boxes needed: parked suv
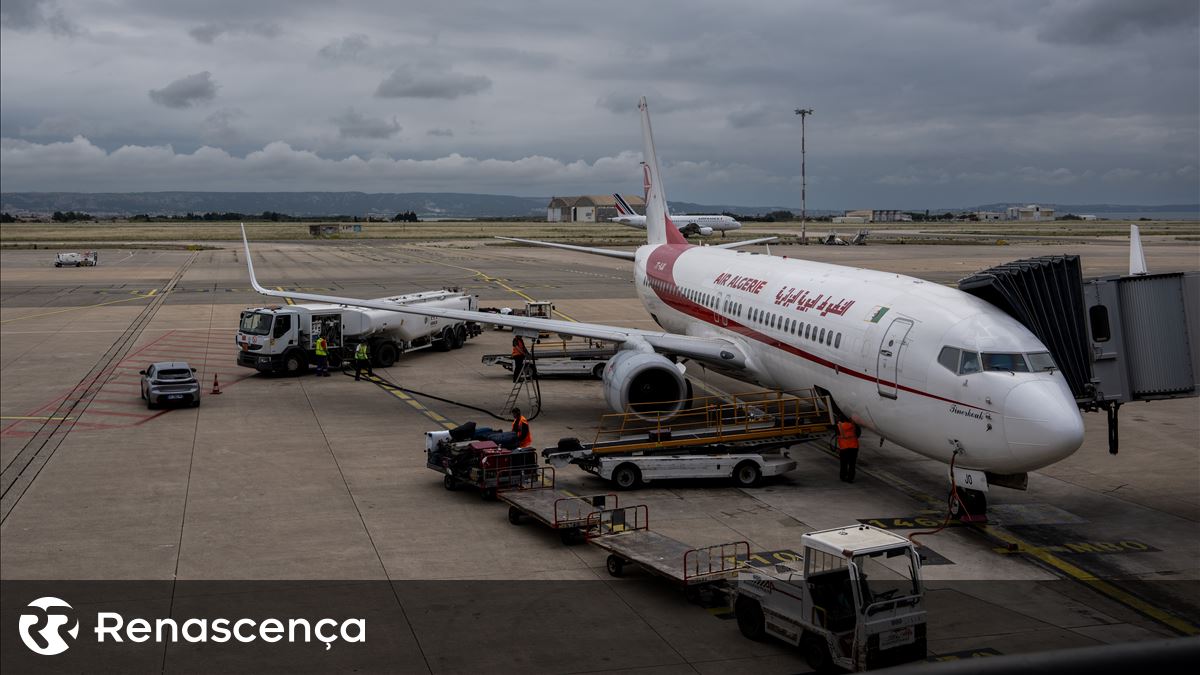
[139,362,201,409]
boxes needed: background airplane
[610,191,742,237]
[242,97,1084,516]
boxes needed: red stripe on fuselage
[644,245,993,413]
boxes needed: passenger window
[937,346,961,373]
[272,315,291,339]
[804,324,810,339]
[826,331,833,346]
[959,351,981,375]
[819,328,826,343]
[1089,305,1110,342]
[835,332,842,349]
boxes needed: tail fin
[612,193,635,216]
[639,97,688,246]
[1129,224,1148,275]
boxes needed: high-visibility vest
[837,421,859,450]
[512,415,532,448]
[512,338,528,357]
[355,343,369,361]
[315,337,328,356]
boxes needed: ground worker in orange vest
[511,335,530,383]
[836,418,861,483]
[511,407,532,448]
[314,336,330,377]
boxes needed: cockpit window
[982,352,1030,372]
[937,346,960,373]
[959,351,981,375]
[1026,352,1057,372]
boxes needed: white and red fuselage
[632,242,1085,474]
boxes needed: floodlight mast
[794,108,813,244]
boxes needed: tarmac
[1,238,1198,672]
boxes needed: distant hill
[957,203,1200,216]
[0,191,808,219]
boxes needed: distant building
[547,195,646,223]
[975,211,1003,221]
[832,216,869,224]
[308,223,362,237]
[845,209,901,222]
[1006,204,1055,221]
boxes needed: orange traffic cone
[211,373,222,395]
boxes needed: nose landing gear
[950,488,988,524]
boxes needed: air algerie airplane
[241,97,1084,514]
[610,191,742,238]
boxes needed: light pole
[794,108,813,244]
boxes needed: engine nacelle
[603,350,689,417]
[696,226,714,237]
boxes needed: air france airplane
[610,191,743,237]
[241,97,1084,514]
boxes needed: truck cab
[733,524,926,672]
[236,306,336,374]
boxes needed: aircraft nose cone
[1004,380,1084,470]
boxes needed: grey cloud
[596,92,694,115]
[1039,0,1199,45]
[333,107,401,139]
[202,108,244,145]
[317,33,371,63]
[188,21,280,44]
[149,72,219,108]
[727,106,780,129]
[1,0,77,35]
[375,66,491,99]
[427,128,454,137]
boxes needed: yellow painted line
[0,416,74,421]
[370,376,457,428]
[275,287,295,305]
[982,525,1198,636]
[854,460,1199,636]
[0,291,157,324]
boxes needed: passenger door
[876,318,913,399]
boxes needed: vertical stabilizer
[639,97,688,246]
[1129,224,1148,275]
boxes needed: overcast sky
[1,0,1197,208]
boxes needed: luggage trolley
[585,505,749,587]
[496,467,618,543]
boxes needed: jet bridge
[959,255,1198,454]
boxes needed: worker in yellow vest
[836,418,861,483]
[314,336,330,377]
[511,407,532,448]
[354,342,373,381]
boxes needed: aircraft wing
[494,236,637,261]
[711,236,776,249]
[242,226,746,368]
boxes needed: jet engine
[696,226,714,237]
[603,350,690,417]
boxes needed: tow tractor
[732,524,926,672]
[544,389,835,489]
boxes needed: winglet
[241,223,271,294]
[638,97,688,246]
[1129,224,1148,275]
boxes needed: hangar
[547,194,645,223]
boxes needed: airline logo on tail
[613,193,638,217]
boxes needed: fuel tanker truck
[236,289,480,374]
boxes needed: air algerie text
[714,273,767,294]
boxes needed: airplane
[241,96,1085,516]
[610,190,743,237]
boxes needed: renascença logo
[19,597,80,656]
